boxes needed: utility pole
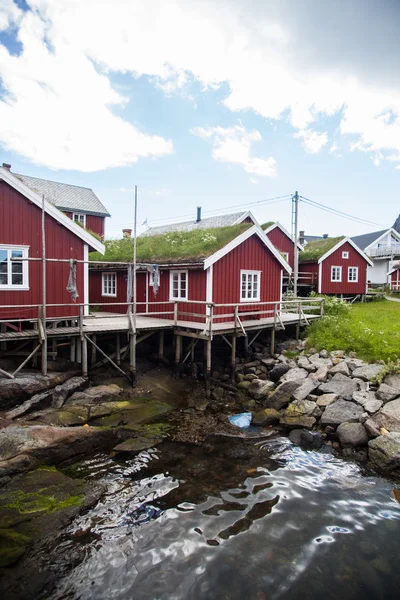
[293,191,299,297]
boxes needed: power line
[299,195,388,229]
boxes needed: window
[331,266,342,282]
[241,270,261,301]
[342,251,349,259]
[73,213,86,227]
[170,271,188,300]
[102,272,116,296]
[348,267,358,282]
[0,246,29,290]
[281,252,289,262]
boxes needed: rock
[65,384,122,406]
[346,358,365,371]
[376,383,400,403]
[51,377,89,409]
[268,363,290,383]
[368,433,400,474]
[351,364,384,381]
[0,372,75,409]
[237,380,251,390]
[352,391,382,413]
[329,361,350,377]
[5,391,54,420]
[292,379,319,402]
[364,398,383,414]
[280,415,316,429]
[113,437,161,454]
[319,373,359,400]
[316,393,338,407]
[330,350,346,360]
[211,387,225,402]
[261,358,276,368]
[308,365,329,382]
[284,399,318,418]
[372,398,400,433]
[289,429,324,449]
[385,374,400,391]
[247,379,275,400]
[252,408,280,426]
[364,419,381,438]
[277,354,288,363]
[264,380,302,411]
[320,349,329,358]
[297,356,311,369]
[336,423,369,447]
[309,354,333,368]
[280,368,308,383]
[243,373,259,381]
[320,399,364,426]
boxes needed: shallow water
[44,438,400,599]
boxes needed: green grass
[306,299,400,362]
[299,236,344,262]
[90,223,252,263]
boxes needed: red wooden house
[389,263,400,291]
[298,236,372,296]
[89,223,292,322]
[0,166,105,321]
[262,221,303,270]
[2,163,110,240]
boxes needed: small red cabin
[298,236,372,296]
[89,224,292,322]
[263,222,303,270]
[0,167,105,321]
[389,263,400,291]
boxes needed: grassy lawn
[305,299,400,363]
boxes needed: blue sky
[1,0,399,238]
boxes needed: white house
[351,228,400,286]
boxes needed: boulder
[252,408,280,426]
[320,399,364,426]
[308,365,329,382]
[316,393,338,407]
[65,384,122,406]
[352,391,382,413]
[297,356,311,370]
[308,354,333,368]
[376,383,400,403]
[319,349,329,358]
[51,376,89,409]
[0,372,75,409]
[351,364,384,381]
[384,374,400,392]
[368,433,400,474]
[280,367,308,383]
[336,423,368,447]
[329,362,350,377]
[289,429,325,449]
[268,363,290,383]
[372,399,400,433]
[247,379,275,400]
[292,379,319,402]
[346,358,365,372]
[261,358,276,368]
[113,437,161,454]
[264,380,302,411]
[280,415,316,429]
[319,373,359,400]
[284,399,317,418]
[364,419,381,438]
[5,391,54,420]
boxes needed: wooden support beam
[243,335,249,358]
[175,334,182,378]
[13,344,41,377]
[174,329,209,340]
[158,330,164,361]
[221,335,232,349]
[231,333,237,384]
[91,334,97,365]
[136,331,155,345]
[270,327,276,355]
[190,338,195,361]
[116,334,121,365]
[81,336,88,377]
[70,336,76,363]
[0,367,14,379]
[205,338,212,398]
[130,332,136,386]
[85,335,131,381]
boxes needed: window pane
[0,250,7,277]
[12,273,23,285]
[0,274,7,285]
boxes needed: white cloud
[294,129,328,154]
[192,124,276,177]
[1,1,400,169]
[0,0,21,31]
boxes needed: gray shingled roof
[141,211,252,236]
[14,173,110,217]
[351,229,388,251]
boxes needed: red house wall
[321,242,367,295]
[212,234,282,319]
[146,268,207,322]
[298,262,319,288]
[265,227,295,269]
[0,181,85,320]
[64,212,105,239]
[391,269,400,290]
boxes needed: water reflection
[42,437,400,600]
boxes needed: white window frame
[240,270,261,302]
[281,252,289,262]
[102,272,117,297]
[0,245,29,290]
[348,267,359,282]
[331,266,342,282]
[169,270,188,301]
[73,213,86,227]
[342,251,349,259]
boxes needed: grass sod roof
[261,221,275,230]
[299,236,345,262]
[89,223,253,264]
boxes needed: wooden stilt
[116,334,121,365]
[91,334,97,365]
[175,334,182,378]
[243,335,249,357]
[190,338,195,361]
[70,337,76,363]
[205,338,212,398]
[270,327,276,355]
[52,322,57,359]
[81,336,88,377]
[1,324,6,351]
[231,333,237,384]
[158,330,164,361]
[130,332,136,385]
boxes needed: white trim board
[318,237,373,266]
[263,221,304,251]
[232,210,258,227]
[0,167,105,254]
[204,224,292,274]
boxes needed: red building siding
[0,181,85,320]
[212,234,282,319]
[391,268,400,291]
[298,262,319,289]
[265,227,295,269]
[64,212,105,239]
[321,242,367,295]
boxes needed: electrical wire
[299,195,388,229]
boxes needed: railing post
[296,302,301,340]
[174,301,178,326]
[320,298,325,318]
[80,305,87,377]
[271,303,277,355]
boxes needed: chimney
[122,228,132,238]
[322,233,329,239]
[2,163,11,171]
[196,206,201,222]
[299,230,305,245]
